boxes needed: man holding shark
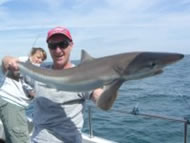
[2,26,184,143]
[2,26,104,143]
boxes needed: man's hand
[91,88,104,102]
[2,56,19,73]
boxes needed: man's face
[47,34,73,69]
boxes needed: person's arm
[21,78,36,99]
[1,56,21,81]
[3,56,36,98]
[1,56,20,73]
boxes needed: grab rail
[87,106,189,143]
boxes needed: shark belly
[35,75,105,92]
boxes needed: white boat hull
[0,120,117,143]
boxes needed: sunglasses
[48,41,69,50]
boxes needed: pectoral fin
[96,80,124,111]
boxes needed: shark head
[96,51,184,110]
[121,52,184,80]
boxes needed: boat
[0,105,189,143]
[0,114,117,143]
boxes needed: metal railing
[87,106,190,143]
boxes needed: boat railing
[87,106,190,143]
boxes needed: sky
[0,0,190,61]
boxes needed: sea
[0,55,190,143]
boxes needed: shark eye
[150,62,156,67]
[146,61,156,68]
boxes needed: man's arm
[2,56,36,98]
[2,56,20,73]
[1,56,21,80]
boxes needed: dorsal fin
[80,49,95,64]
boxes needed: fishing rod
[32,34,41,47]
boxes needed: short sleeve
[18,56,29,62]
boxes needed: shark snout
[164,53,184,65]
[176,53,184,60]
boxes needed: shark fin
[80,49,95,64]
[96,79,124,111]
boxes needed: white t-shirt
[0,56,32,107]
[30,63,90,143]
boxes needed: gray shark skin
[18,50,184,110]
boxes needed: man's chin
[54,58,65,65]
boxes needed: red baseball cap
[46,26,72,42]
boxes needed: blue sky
[0,0,190,61]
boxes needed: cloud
[0,0,11,5]
[0,0,189,61]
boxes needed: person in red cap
[2,26,103,143]
[46,26,74,70]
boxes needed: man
[0,48,47,143]
[3,26,103,143]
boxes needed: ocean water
[82,55,190,143]
[0,55,190,143]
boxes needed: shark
[17,50,184,110]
